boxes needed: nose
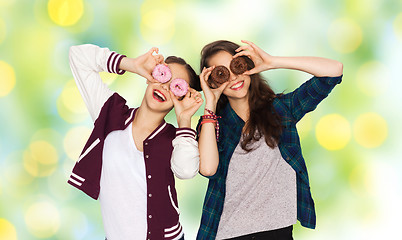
[161,81,170,90]
[229,71,237,82]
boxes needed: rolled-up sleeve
[281,75,343,123]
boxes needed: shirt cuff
[317,74,343,85]
[107,51,126,75]
[175,128,196,139]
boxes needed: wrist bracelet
[199,108,221,141]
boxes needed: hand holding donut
[132,47,164,82]
[232,40,276,75]
[199,66,229,112]
[169,88,204,128]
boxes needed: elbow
[199,165,217,177]
[334,61,343,76]
[174,168,198,179]
[69,46,80,61]
[337,61,343,75]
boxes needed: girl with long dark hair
[196,40,343,239]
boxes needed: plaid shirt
[196,75,343,240]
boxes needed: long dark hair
[166,56,201,91]
[200,40,282,151]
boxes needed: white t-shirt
[69,44,198,240]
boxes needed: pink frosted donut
[170,78,189,97]
[152,64,172,83]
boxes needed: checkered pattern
[196,75,343,240]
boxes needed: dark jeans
[224,225,293,240]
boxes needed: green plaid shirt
[196,75,343,240]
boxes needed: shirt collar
[220,103,245,128]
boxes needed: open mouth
[230,81,244,90]
[153,89,167,102]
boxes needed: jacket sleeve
[280,75,343,123]
[69,44,126,122]
[170,128,200,179]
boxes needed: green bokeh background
[1,0,402,239]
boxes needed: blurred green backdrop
[1,0,402,239]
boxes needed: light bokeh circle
[328,18,363,53]
[356,61,390,97]
[99,72,118,85]
[57,80,88,123]
[23,141,58,177]
[0,60,16,97]
[140,0,175,44]
[24,201,60,238]
[393,12,402,42]
[48,0,84,26]
[0,219,17,240]
[63,126,92,160]
[60,80,87,114]
[353,112,388,148]
[316,114,351,150]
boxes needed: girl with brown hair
[196,40,343,239]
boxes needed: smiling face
[144,63,190,114]
[208,51,251,101]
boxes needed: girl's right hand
[132,47,164,82]
[199,66,229,111]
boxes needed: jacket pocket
[167,185,180,215]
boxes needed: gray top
[216,136,297,239]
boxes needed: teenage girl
[68,44,203,240]
[196,40,343,240]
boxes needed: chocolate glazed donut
[208,66,230,89]
[230,56,248,75]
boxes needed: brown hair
[200,40,282,151]
[165,56,201,91]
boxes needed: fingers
[243,69,257,75]
[232,50,252,59]
[192,91,203,103]
[154,54,164,64]
[235,44,253,53]
[148,47,159,55]
[169,90,180,105]
[144,72,158,82]
[241,40,261,51]
[217,81,229,92]
[184,89,203,103]
[199,66,215,89]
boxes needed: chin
[144,95,173,114]
[224,86,250,100]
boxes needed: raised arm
[170,89,203,179]
[69,45,164,122]
[69,44,125,121]
[233,40,343,77]
[198,67,229,176]
[233,40,343,122]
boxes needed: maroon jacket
[68,92,190,239]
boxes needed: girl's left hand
[232,40,276,75]
[170,88,204,128]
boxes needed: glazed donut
[230,57,248,75]
[152,64,172,83]
[170,78,189,97]
[209,66,230,88]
